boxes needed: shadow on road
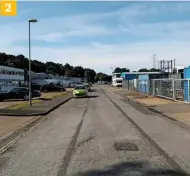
[72,161,188,176]
[89,89,97,92]
[76,95,99,99]
[88,95,99,98]
[38,98,52,101]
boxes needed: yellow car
[73,85,88,98]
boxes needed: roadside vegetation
[6,92,67,110]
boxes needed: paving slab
[135,97,179,106]
[164,112,190,126]
[0,116,34,137]
[154,103,190,113]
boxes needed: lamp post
[28,18,38,106]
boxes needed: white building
[0,65,24,92]
[112,73,123,87]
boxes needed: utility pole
[28,18,38,107]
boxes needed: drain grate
[114,140,139,151]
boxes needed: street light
[28,18,38,106]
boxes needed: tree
[138,68,149,72]
[114,67,130,73]
[84,68,96,82]
[95,72,112,82]
[0,52,107,83]
[149,68,161,72]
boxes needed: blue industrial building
[120,72,167,94]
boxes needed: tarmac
[110,87,190,128]
[1,86,187,176]
[0,92,73,154]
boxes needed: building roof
[0,65,24,72]
[120,72,162,80]
[122,72,161,75]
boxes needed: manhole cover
[114,140,139,151]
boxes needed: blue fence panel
[138,75,149,94]
[184,67,190,102]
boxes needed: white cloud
[34,32,64,42]
[6,41,190,74]
[1,2,190,74]
[1,2,190,42]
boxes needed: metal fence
[152,79,190,102]
[123,78,190,103]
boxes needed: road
[0,86,188,176]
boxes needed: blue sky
[1,1,190,74]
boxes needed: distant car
[83,83,91,91]
[70,82,80,88]
[89,82,92,87]
[40,84,66,92]
[0,87,41,101]
[73,85,88,98]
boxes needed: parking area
[0,92,67,110]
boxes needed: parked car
[73,85,88,98]
[70,82,80,88]
[40,83,66,92]
[62,80,70,88]
[0,87,41,101]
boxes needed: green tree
[138,68,149,72]
[149,68,161,72]
[114,67,130,73]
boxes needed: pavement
[0,92,72,116]
[0,86,190,175]
[0,116,35,137]
[111,87,190,127]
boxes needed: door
[9,88,20,99]
[19,88,28,98]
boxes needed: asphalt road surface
[0,86,187,176]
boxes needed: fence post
[152,79,155,96]
[188,80,190,103]
[147,80,150,95]
[173,80,176,100]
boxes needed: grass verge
[41,92,67,99]
[7,100,42,110]
[6,92,67,110]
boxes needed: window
[20,88,28,93]
[10,88,19,93]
